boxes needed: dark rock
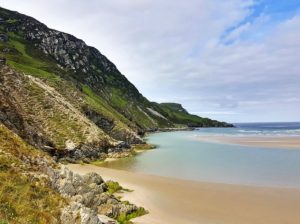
[84,107,115,133]
[0,33,8,42]
[0,57,6,65]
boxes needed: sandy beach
[196,135,300,149]
[67,164,300,224]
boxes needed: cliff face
[0,7,232,156]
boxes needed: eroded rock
[50,166,142,223]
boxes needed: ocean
[100,122,300,187]
[197,122,300,137]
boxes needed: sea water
[100,122,300,187]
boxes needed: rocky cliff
[0,7,231,157]
[0,7,230,128]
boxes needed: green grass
[111,88,128,109]
[158,103,228,127]
[6,19,17,24]
[8,61,61,82]
[128,106,158,129]
[117,207,148,224]
[4,36,62,84]
[106,88,161,129]
[90,159,106,166]
[106,181,133,195]
[82,84,132,127]
[22,80,87,149]
[0,33,62,86]
[0,32,66,87]
[132,144,156,151]
[0,124,65,223]
[81,84,151,139]
[106,181,123,195]
[0,171,64,223]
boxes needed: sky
[1,0,300,123]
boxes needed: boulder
[61,202,103,224]
[118,204,138,215]
[106,198,119,205]
[80,206,102,224]
[65,139,77,150]
[72,173,84,189]
[97,215,117,224]
[82,172,104,185]
[59,179,76,196]
[60,202,81,224]
[97,204,118,218]
[81,192,96,207]
[50,166,141,223]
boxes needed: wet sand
[196,135,300,149]
[67,164,300,224]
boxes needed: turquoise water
[101,123,300,187]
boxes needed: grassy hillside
[0,123,65,223]
[0,65,115,151]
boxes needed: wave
[238,129,300,133]
[196,128,300,137]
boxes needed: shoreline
[195,135,300,149]
[67,164,300,224]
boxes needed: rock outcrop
[50,166,142,224]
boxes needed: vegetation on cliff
[0,124,65,223]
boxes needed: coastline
[67,164,300,224]
[195,135,300,149]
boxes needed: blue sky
[0,0,300,123]
[223,0,300,42]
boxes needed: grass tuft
[117,207,148,224]
[106,180,133,195]
[106,180,123,195]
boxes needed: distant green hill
[159,103,233,127]
[0,7,232,154]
